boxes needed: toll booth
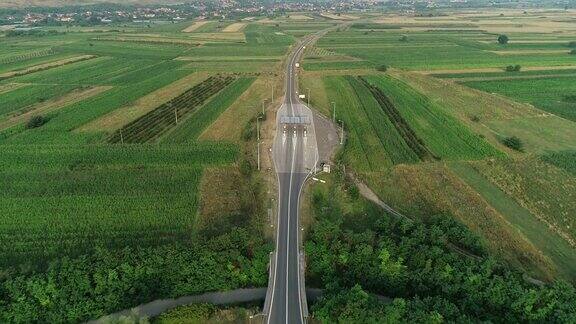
[280,115,310,125]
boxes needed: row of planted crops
[109,74,238,143]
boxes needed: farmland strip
[358,76,436,160]
[0,55,97,81]
[109,74,237,143]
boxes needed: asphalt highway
[265,36,319,324]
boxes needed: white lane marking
[285,44,299,324]
[285,132,297,324]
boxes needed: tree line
[0,228,271,323]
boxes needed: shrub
[570,49,576,55]
[568,41,576,48]
[563,94,576,102]
[505,64,521,72]
[399,35,408,42]
[501,136,523,151]
[497,34,509,45]
[26,115,48,129]
[376,64,388,72]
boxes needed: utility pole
[257,116,262,141]
[340,120,344,145]
[307,88,310,106]
[262,99,266,115]
[257,142,261,171]
[332,102,336,123]
[271,83,274,102]
[120,128,124,144]
[174,106,178,124]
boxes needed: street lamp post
[257,116,262,141]
[340,120,344,144]
[332,101,336,123]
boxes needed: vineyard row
[109,74,237,143]
[0,48,55,65]
[358,76,437,161]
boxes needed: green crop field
[363,74,503,160]
[322,75,417,172]
[542,151,576,176]
[0,144,237,265]
[0,14,285,280]
[464,76,576,122]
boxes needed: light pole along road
[264,35,320,324]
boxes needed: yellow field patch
[0,55,96,80]
[489,49,572,55]
[200,75,281,142]
[452,73,576,83]
[416,65,576,74]
[320,12,359,20]
[185,32,246,42]
[182,20,210,32]
[77,72,208,133]
[222,22,246,32]
[0,86,111,131]
[196,166,243,232]
[93,36,200,45]
[289,14,313,20]
[0,83,26,95]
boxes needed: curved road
[265,36,320,324]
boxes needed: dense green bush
[25,115,48,129]
[505,65,521,72]
[501,136,524,151]
[376,64,388,72]
[498,34,509,45]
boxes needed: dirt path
[349,172,412,221]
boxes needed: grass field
[304,10,576,72]
[464,76,576,122]
[450,162,576,281]
[542,151,576,176]
[363,74,503,160]
[471,157,576,248]
[390,70,576,154]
